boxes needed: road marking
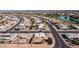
[54,32,62,48]
[45,20,61,47]
[50,23,62,48]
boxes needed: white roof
[35,33,46,37]
[35,33,40,37]
[66,33,79,38]
[40,33,46,37]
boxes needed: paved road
[7,16,22,31]
[48,20,79,33]
[0,30,50,33]
[46,21,70,48]
[42,16,70,48]
[58,30,79,33]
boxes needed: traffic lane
[46,21,61,48]
[0,30,50,33]
[54,30,70,48]
[47,21,70,48]
[58,31,79,33]
[7,17,22,31]
[48,20,79,33]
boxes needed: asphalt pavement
[44,17,70,48]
